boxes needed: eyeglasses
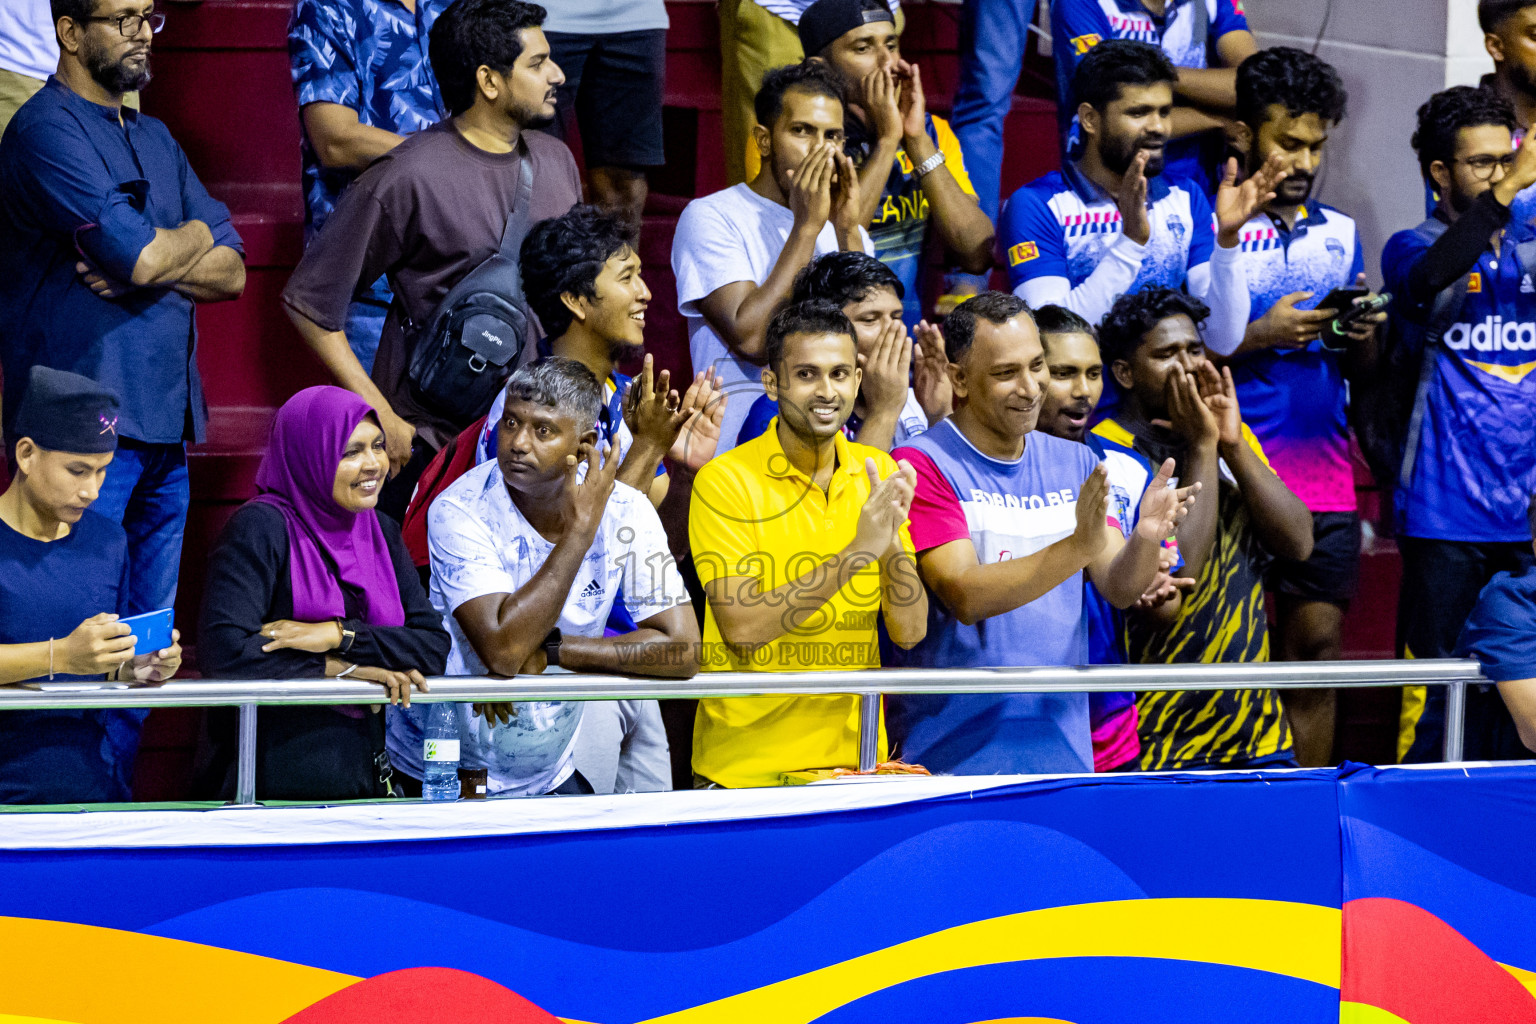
[1454,153,1517,180]
[83,11,165,38]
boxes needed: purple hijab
[251,387,405,627]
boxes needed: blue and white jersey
[1051,0,1250,189]
[1382,216,1536,542]
[1228,201,1363,514]
[1001,162,1248,355]
[1003,163,1213,297]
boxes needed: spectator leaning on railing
[196,387,450,803]
[884,293,1193,776]
[0,368,183,805]
[1033,303,1191,772]
[392,359,699,798]
[1094,286,1313,771]
[689,300,927,788]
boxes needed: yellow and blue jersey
[1093,417,1294,771]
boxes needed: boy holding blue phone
[0,367,182,804]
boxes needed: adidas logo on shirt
[579,579,604,600]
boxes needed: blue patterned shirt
[288,0,447,239]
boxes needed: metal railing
[1,659,1485,806]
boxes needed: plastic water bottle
[421,703,461,801]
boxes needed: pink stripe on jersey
[901,447,971,552]
[1265,437,1358,513]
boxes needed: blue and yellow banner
[0,765,1532,1023]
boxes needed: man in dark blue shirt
[0,0,245,619]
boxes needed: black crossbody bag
[404,149,535,423]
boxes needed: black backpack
[405,151,535,424]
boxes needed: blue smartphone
[119,608,174,654]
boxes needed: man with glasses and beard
[1220,47,1386,767]
[1000,40,1283,364]
[283,0,581,521]
[1384,86,1536,763]
[0,0,246,639]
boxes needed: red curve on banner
[278,966,563,1024]
[1342,897,1536,1023]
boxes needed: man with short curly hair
[1220,47,1385,765]
[1094,285,1312,771]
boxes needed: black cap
[799,0,895,59]
[13,366,121,455]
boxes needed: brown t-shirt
[282,120,582,447]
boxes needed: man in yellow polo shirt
[689,298,928,787]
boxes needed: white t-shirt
[387,461,687,796]
[671,183,874,454]
[0,0,57,81]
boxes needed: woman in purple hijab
[198,387,449,800]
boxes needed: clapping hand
[1216,153,1288,247]
[1134,458,1201,542]
[1070,463,1111,561]
[669,370,728,472]
[912,319,953,425]
[1116,151,1152,246]
[854,457,917,559]
[1194,360,1243,448]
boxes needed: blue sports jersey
[1457,564,1536,682]
[1228,201,1364,513]
[1381,217,1536,542]
[884,422,1095,775]
[1051,0,1250,190]
[1002,162,1215,298]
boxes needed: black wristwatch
[542,627,562,668]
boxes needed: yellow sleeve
[931,116,977,198]
[688,459,761,587]
[1239,422,1273,469]
[1091,417,1138,451]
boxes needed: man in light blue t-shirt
[886,293,1191,775]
